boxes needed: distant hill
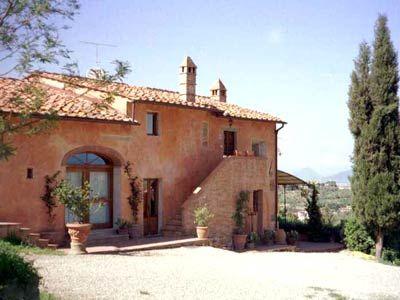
[292,168,322,181]
[323,170,352,184]
[292,168,352,184]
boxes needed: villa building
[0,57,285,245]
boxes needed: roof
[0,77,137,124]
[277,170,308,186]
[180,56,197,68]
[32,72,284,123]
[210,79,226,91]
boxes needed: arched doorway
[65,152,113,229]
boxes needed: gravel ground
[33,247,400,300]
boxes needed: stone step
[89,228,117,237]
[0,222,21,238]
[37,238,50,248]
[40,231,59,244]
[86,237,210,254]
[162,229,184,237]
[87,233,129,247]
[28,233,41,246]
[19,227,31,241]
[47,243,59,250]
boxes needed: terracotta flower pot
[66,223,91,255]
[275,229,287,245]
[196,226,209,238]
[233,234,247,251]
[128,224,141,239]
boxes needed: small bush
[344,216,374,253]
[0,241,40,299]
[247,232,260,243]
[262,229,276,244]
[3,232,23,245]
[382,248,400,266]
[194,204,214,227]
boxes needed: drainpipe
[275,122,285,229]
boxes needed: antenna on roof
[80,41,117,67]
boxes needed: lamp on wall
[228,118,233,127]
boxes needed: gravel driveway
[33,247,400,300]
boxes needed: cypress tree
[348,42,373,246]
[350,15,400,258]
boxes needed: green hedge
[0,240,40,300]
[278,216,343,242]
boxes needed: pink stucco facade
[0,75,280,244]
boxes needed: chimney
[179,56,197,102]
[210,79,227,102]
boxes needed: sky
[6,0,400,175]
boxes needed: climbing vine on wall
[41,171,61,224]
[124,161,141,224]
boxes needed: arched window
[66,153,110,166]
[65,152,113,228]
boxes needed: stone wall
[182,155,276,245]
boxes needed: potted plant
[286,230,299,246]
[54,180,98,254]
[115,218,130,235]
[232,191,249,251]
[193,204,214,238]
[263,229,276,246]
[247,232,259,249]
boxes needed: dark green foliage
[304,184,324,241]
[344,216,374,253]
[232,191,249,234]
[0,0,79,161]
[279,216,343,243]
[3,232,23,246]
[41,171,61,224]
[124,161,142,224]
[0,1,132,162]
[0,241,40,299]
[53,180,98,223]
[348,15,400,258]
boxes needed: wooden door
[224,131,235,155]
[143,179,158,235]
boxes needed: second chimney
[210,79,227,102]
[179,56,197,102]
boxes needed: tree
[0,1,131,161]
[349,15,400,258]
[304,183,323,241]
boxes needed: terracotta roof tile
[0,77,136,124]
[32,72,284,123]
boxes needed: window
[201,122,209,147]
[66,153,109,165]
[252,141,266,157]
[146,112,158,136]
[224,131,236,156]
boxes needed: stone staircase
[86,228,129,247]
[162,212,184,237]
[0,222,59,249]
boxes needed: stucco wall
[0,100,277,242]
[182,156,276,244]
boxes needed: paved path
[34,247,400,300]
